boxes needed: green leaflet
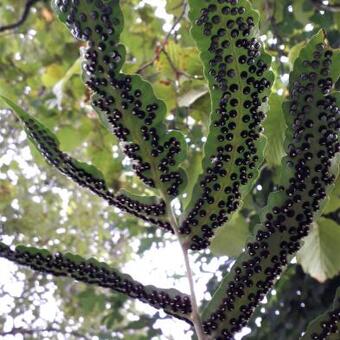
[317,151,340,217]
[300,287,340,339]
[52,0,187,199]
[0,95,171,231]
[263,93,287,167]
[210,212,250,258]
[322,171,340,214]
[0,242,192,323]
[319,129,340,215]
[180,0,274,250]
[201,30,340,338]
[297,217,340,282]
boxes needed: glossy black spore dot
[306,301,340,340]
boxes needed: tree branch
[161,48,204,80]
[136,2,188,74]
[0,0,42,33]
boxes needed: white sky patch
[167,113,175,121]
[304,23,314,32]
[281,73,289,84]
[280,55,289,63]
[255,317,262,327]
[267,37,277,45]
[187,116,196,127]
[235,327,251,339]
[277,88,284,96]
[260,35,267,42]
[124,243,228,339]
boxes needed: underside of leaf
[1,95,172,231]
[52,0,187,199]
[300,287,340,339]
[201,30,340,338]
[180,0,274,250]
[0,242,192,323]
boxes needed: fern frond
[301,288,340,339]
[202,30,340,338]
[181,0,274,250]
[1,96,172,231]
[0,242,192,323]
[52,0,187,200]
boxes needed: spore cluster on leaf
[1,1,339,339]
[202,33,340,339]
[0,242,192,320]
[181,0,273,251]
[21,116,172,231]
[53,0,187,199]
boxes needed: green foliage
[263,93,286,167]
[52,0,188,199]
[245,264,340,340]
[0,0,339,339]
[322,164,340,214]
[210,212,249,258]
[297,217,340,282]
[0,95,171,230]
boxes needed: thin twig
[165,201,206,340]
[0,0,42,33]
[136,2,188,74]
[181,244,206,340]
[311,0,340,12]
[162,48,204,80]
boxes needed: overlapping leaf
[180,0,274,250]
[210,212,250,258]
[1,96,172,231]
[263,93,287,167]
[297,218,340,282]
[52,0,187,199]
[201,30,340,338]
